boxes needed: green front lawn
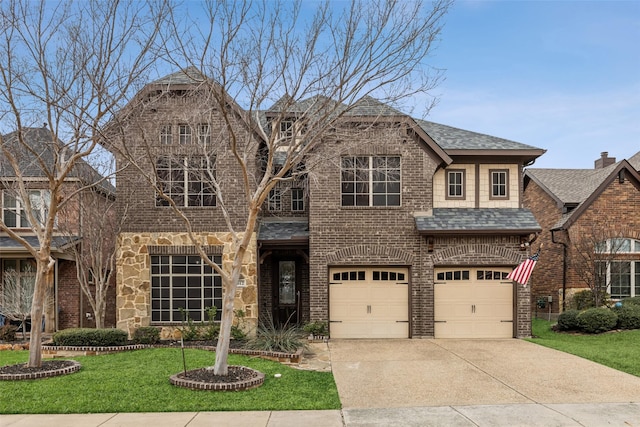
[0,348,340,414]
[529,318,640,377]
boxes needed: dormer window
[446,170,465,199]
[490,169,509,199]
[279,120,294,140]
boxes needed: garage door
[434,268,513,338]
[330,267,409,339]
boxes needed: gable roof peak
[150,67,207,86]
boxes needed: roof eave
[417,228,541,236]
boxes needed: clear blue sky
[424,0,640,169]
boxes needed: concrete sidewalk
[3,403,640,426]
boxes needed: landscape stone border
[170,366,265,391]
[0,360,81,381]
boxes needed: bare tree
[0,0,165,367]
[109,0,451,375]
[0,262,36,339]
[568,223,629,307]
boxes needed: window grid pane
[291,188,305,211]
[491,171,507,197]
[341,156,400,207]
[151,255,222,323]
[178,124,192,144]
[156,156,216,207]
[268,188,282,211]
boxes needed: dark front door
[273,259,300,325]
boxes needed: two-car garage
[328,266,515,339]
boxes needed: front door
[273,259,300,325]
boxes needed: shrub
[231,325,247,342]
[616,305,640,330]
[621,296,640,307]
[132,326,160,344]
[52,328,128,346]
[303,321,328,337]
[178,308,201,341]
[247,315,306,353]
[570,289,610,310]
[201,306,220,342]
[576,308,618,334]
[557,309,581,331]
[0,324,18,342]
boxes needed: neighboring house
[524,151,640,315]
[111,69,546,340]
[0,127,117,331]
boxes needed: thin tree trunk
[27,258,53,367]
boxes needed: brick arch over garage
[432,244,523,266]
[326,245,415,265]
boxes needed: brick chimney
[594,152,616,169]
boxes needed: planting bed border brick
[0,360,81,381]
[170,366,265,391]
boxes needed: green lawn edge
[0,348,341,414]
[527,318,640,377]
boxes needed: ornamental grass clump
[247,315,306,353]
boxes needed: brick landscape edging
[0,360,81,381]
[170,366,265,391]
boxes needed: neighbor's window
[197,123,210,145]
[490,170,508,199]
[268,188,282,211]
[2,190,51,228]
[156,156,216,207]
[291,188,305,212]
[279,120,294,140]
[159,125,172,144]
[341,156,401,207]
[447,170,465,199]
[150,255,222,323]
[178,124,192,144]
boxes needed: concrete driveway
[329,339,640,409]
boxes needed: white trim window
[156,156,216,207]
[341,156,401,207]
[178,124,192,144]
[160,125,172,144]
[598,238,640,299]
[197,123,210,145]
[2,190,51,228]
[268,188,282,212]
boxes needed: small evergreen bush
[0,324,18,342]
[132,326,160,344]
[621,296,640,307]
[576,308,618,334]
[570,289,609,310]
[178,308,201,341]
[557,309,581,331]
[616,305,640,330]
[201,306,220,341]
[303,321,328,337]
[52,328,128,346]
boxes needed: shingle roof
[0,235,79,251]
[257,220,309,242]
[416,120,542,151]
[629,151,640,171]
[415,208,541,234]
[1,128,115,194]
[150,67,206,85]
[345,96,405,116]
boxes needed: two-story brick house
[0,127,117,330]
[524,151,640,315]
[112,69,545,339]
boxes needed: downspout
[551,229,567,311]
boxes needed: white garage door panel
[434,268,513,339]
[330,267,409,339]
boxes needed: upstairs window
[197,124,210,145]
[291,188,305,212]
[160,125,172,144]
[341,156,401,207]
[178,124,192,144]
[279,120,294,140]
[447,170,465,199]
[2,190,51,228]
[156,156,216,207]
[268,188,282,211]
[490,170,508,199]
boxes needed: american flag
[507,249,540,286]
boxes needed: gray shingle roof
[150,67,206,85]
[525,167,614,205]
[1,128,115,194]
[415,208,541,234]
[416,120,542,151]
[345,96,404,116]
[0,235,79,251]
[629,151,640,171]
[257,220,309,242]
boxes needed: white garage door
[434,268,513,338]
[329,267,409,339]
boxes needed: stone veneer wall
[116,232,258,338]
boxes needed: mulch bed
[0,360,81,380]
[170,365,265,391]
